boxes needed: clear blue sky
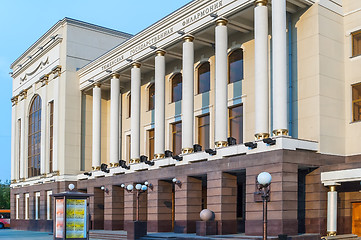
[0,0,191,182]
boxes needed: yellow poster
[66,199,87,238]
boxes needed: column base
[154,153,165,159]
[182,148,194,154]
[272,129,288,136]
[215,141,228,148]
[327,231,336,236]
[109,163,119,167]
[255,132,269,140]
[92,166,100,171]
[130,158,140,164]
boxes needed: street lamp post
[257,172,272,240]
[123,182,149,221]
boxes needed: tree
[0,180,10,209]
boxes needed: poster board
[55,199,64,238]
[65,199,87,238]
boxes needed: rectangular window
[197,114,210,150]
[353,83,361,122]
[352,30,361,57]
[35,192,40,220]
[128,94,131,118]
[229,105,243,144]
[47,191,52,220]
[16,194,20,219]
[148,129,154,159]
[25,193,29,220]
[18,119,21,179]
[148,84,155,111]
[49,101,54,173]
[172,122,182,156]
[126,135,131,163]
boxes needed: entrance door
[352,202,361,236]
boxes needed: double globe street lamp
[122,182,150,221]
[257,172,272,240]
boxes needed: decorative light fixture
[105,69,112,73]
[263,138,276,146]
[119,160,130,170]
[193,144,202,152]
[172,155,183,161]
[165,150,173,158]
[140,155,154,166]
[68,184,75,191]
[177,30,185,35]
[210,13,218,18]
[172,178,182,187]
[256,172,272,240]
[205,148,217,156]
[227,137,237,146]
[83,172,92,177]
[124,182,150,221]
[100,163,110,173]
[245,141,257,149]
[100,186,109,193]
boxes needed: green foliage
[0,180,10,209]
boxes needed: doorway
[352,202,361,236]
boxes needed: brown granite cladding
[147,180,173,232]
[10,181,75,232]
[245,161,299,236]
[124,182,136,225]
[207,171,237,234]
[174,176,202,233]
[11,150,353,235]
[88,186,104,230]
[138,190,148,221]
[104,185,124,230]
[304,168,327,235]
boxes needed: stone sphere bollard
[200,209,214,221]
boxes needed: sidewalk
[0,229,53,240]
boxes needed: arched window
[171,73,182,102]
[148,84,155,111]
[197,62,210,94]
[228,48,244,83]
[28,95,42,177]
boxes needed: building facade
[9,0,361,237]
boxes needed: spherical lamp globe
[135,184,142,190]
[68,184,75,191]
[141,185,147,191]
[257,172,272,186]
[127,184,134,191]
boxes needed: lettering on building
[101,55,124,71]
[182,0,223,27]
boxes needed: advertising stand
[52,191,93,240]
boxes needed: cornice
[10,17,132,70]
[77,0,206,76]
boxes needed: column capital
[216,18,228,26]
[329,186,337,192]
[255,0,268,7]
[132,62,141,68]
[112,73,120,79]
[93,82,101,88]
[156,49,166,56]
[11,96,18,106]
[183,35,194,42]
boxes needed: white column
[131,62,141,163]
[327,186,337,236]
[53,76,60,173]
[182,35,194,154]
[19,93,26,180]
[215,18,228,148]
[40,78,48,175]
[110,73,120,167]
[10,97,18,182]
[155,50,166,159]
[272,0,288,136]
[92,83,101,170]
[254,0,270,140]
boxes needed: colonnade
[90,0,289,169]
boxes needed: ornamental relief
[20,57,49,82]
